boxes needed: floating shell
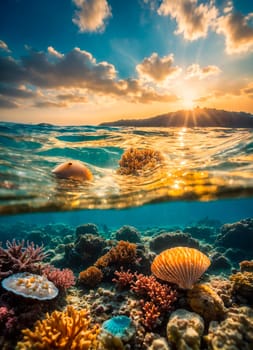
[52,160,93,181]
[151,246,211,289]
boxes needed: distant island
[100,107,253,128]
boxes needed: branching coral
[79,266,103,288]
[0,240,46,279]
[16,306,100,350]
[42,265,75,290]
[117,148,164,176]
[95,241,137,269]
[113,271,177,330]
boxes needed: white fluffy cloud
[158,0,218,40]
[72,0,112,32]
[185,64,221,79]
[136,52,182,81]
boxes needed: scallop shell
[151,246,211,289]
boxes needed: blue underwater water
[0,122,253,349]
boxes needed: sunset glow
[0,0,253,125]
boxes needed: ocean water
[1,122,253,349]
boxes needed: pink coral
[0,306,17,334]
[0,240,46,279]
[42,265,75,290]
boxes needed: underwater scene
[0,123,253,350]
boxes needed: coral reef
[115,225,141,243]
[216,218,253,253]
[149,231,200,254]
[64,233,106,269]
[230,271,253,304]
[208,277,233,308]
[239,260,253,272]
[187,284,226,322]
[42,265,75,290]
[113,271,177,330]
[117,148,164,175]
[0,240,46,279]
[0,306,17,335]
[79,266,103,288]
[16,306,100,350]
[151,247,210,289]
[1,272,59,300]
[166,309,204,350]
[205,306,253,350]
[76,224,99,237]
[208,251,231,272]
[95,240,137,270]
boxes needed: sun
[182,97,195,110]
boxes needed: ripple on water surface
[1,123,253,214]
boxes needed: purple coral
[0,240,46,279]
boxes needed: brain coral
[205,306,253,350]
[1,272,58,300]
[16,306,100,350]
[151,246,210,289]
[167,309,204,350]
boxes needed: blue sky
[0,0,253,125]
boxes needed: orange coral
[151,246,210,289]
[79,266,103,288]
[95,241,137,269]
[117,148,164,175]
[16,306,100,350]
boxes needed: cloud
[0,40,11,52]
[0,85,36,98]
[136,52,182,81]
[0,96,19,109]
[72,0,112,33]
[47,46,64,58]
[185,64,221,79]
[157,0,218,40]
[216,8,253,54]
[0,47,179,108]
[242,83,253,98]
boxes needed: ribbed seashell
[151,246,211,289]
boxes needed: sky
[0,0,253,125]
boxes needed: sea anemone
[151,246,211,289]
[52,160,93,181]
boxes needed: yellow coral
[16,306,100,350]
[187,284,226,322]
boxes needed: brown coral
[230,271,253,303]
[79,266,103,288]
[151,246,210,289]
[16,306,100,350]
[95,241,137,269]
[187,284,226,322]
[117,148,164,176]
